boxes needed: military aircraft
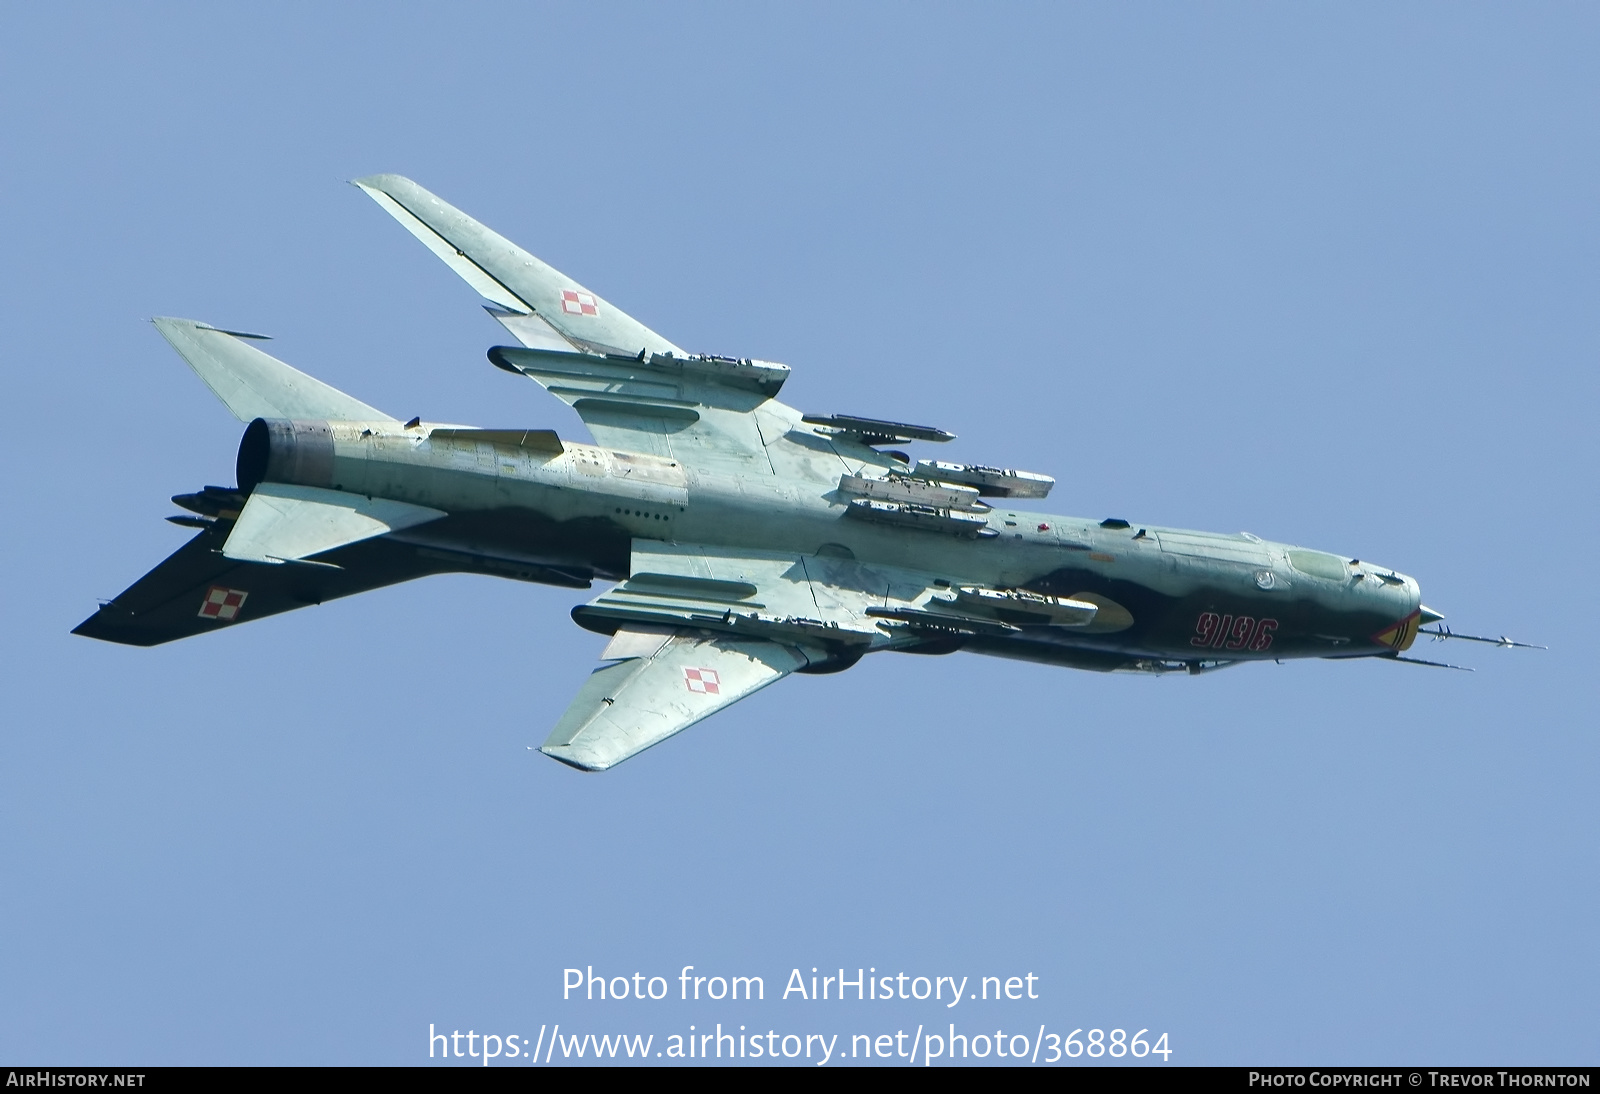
[73,175,1539,770]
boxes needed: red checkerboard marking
[559,289,599,317]
[198,586,248,622]
[683,667,721,695]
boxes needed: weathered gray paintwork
[76,176,1456,771]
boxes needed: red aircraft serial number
[1191,613,1278,651]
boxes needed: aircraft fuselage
[238,415,1422,674]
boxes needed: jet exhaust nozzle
[237,418,335,493]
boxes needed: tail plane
[153,317,394,423]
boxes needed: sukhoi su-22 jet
[73,175,1539,770]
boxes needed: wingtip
[150,316,202,343]
[539,745,608,772]
[150,317,272,341]
[350,173,413,195]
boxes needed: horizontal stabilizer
[222,483,445,564]
[153,318,394,423]
[73,523,450,647]
[542,629,810,771]
[352,174,683,358]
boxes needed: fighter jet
[73,175,1539,770]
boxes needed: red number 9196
[1191,612,1277,652]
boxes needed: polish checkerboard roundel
[683,667,721,695]
[198,586,248,621]
[559,289,599,317]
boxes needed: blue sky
[1,3,1595,1065]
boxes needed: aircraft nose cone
[1365,569,1424,652]
[1395,571,1422,618]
